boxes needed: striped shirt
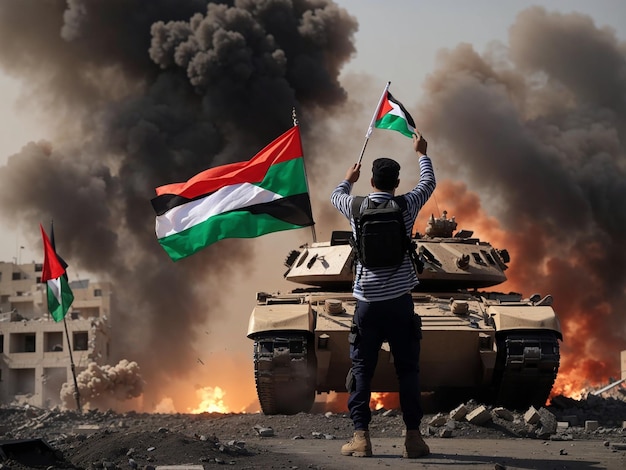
[330,155,436,302]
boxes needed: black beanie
[372,157,400,190]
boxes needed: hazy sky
[0,0,624,262]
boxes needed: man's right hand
[413,133,427,156]
[345,163,361,184]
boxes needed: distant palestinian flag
[40,224,74,322]
[374,91,416,138]
[151,126,315,261]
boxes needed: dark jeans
[348,293,423,430]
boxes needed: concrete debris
[492,407,514,421]
[466,405,492,425]
[584,420,599,431]
[537,408,558,437]
[253,425,274,437]
[524,406,541,425]
[428,413,447,427]
[449,404,468,421]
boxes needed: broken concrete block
[439,427,453,438]
[449,404,468,421]
[584,420,599,432]
[524,406,541,425]
[537,408,557,435]
[466,405,492,425]
[611,443,626,451]
[428,413,447,427]
[492,407,514,421]
[253,425,274,437]
[556,422,569,431]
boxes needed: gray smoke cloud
[60,359,143,410]
[0,0,357,409]
[416,6,626,385]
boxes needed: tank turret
[248,213,562,414]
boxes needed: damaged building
[0,260,112,407]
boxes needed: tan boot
[403,429,430,458]
[341,430,372,457]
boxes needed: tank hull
[248,218,562,414]
[248,290,561,413]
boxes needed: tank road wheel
[252,332,317,415]
[492,331,560,410]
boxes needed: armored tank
[247,211,562,414]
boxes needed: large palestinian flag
[151,126,315,261]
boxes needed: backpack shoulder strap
[392,195,407,211]
[351,196,366,222]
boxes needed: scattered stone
[550,434,573,441]
[439,428,453,438]
[428,413,447,427]
[466,405,492,425]
[494,463,506,470]
[585,420,599,432]
[324,411,333,418]
[382,409,397,417]
[449,404,468,421]
[253,425,274,437]
[603,441,610,447]
[537,408,558,437]
[524,406,541,425]
[611,443,626,451]
[492,407,514,421]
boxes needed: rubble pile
[0,394,625,469]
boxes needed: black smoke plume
[0,0,357,409]
[417,6,626,387]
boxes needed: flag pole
[357,81,391,165]
[49,219,81,413]
[292,107,317,243]
[62,315,82,412]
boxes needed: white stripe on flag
[156,182,283,238]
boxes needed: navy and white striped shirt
[330,155,436,302]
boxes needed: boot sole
[403,450,430,458]
[341,451,372,457]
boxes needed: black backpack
[350,196,410,268]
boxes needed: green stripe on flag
[47,275,74,322]
[257,157,308,196]
[159,208,307,261]
[375,114,415,138]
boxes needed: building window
[94,289,102,297]
[35,264,43,272]
[73,332,88,351]
[12,272,21,280]
[0,334,4,353]
[10,333,36,353]
[44,332,64,352]
[36,276,42,283]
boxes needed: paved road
[263,437,626,469]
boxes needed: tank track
[252,332,316,415]
[494,331,560,410]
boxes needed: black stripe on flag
[387,92,416,129]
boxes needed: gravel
[1,393,625,469]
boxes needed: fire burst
[190,386,228,414]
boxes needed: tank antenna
[292,106,317,243]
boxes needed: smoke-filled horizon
[0,2,624,410]
[0,0,359,410]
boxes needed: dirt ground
[1,394,626,469]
